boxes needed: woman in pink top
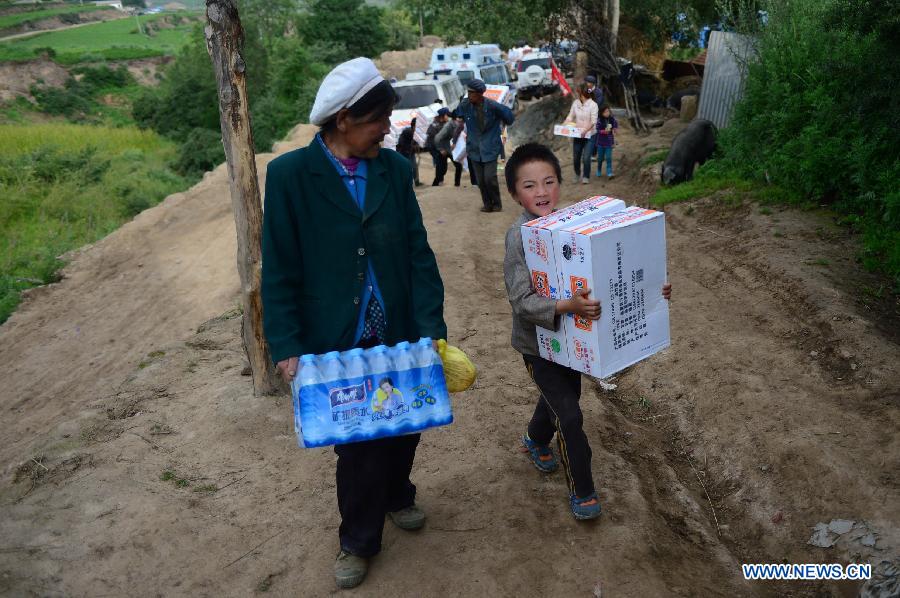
[564,83,599,184]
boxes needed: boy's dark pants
[334,433,420,557]
[523,354,595,498]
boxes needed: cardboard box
[554,206,670,377]
[484,84,515,109]
[520,196,625,366]
[451,132,467,163]
[554,123,595,139]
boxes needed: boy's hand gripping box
[554,206,670,377]
[520,196,625,366]
[554,123,596,138]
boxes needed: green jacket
[261,139,446,362]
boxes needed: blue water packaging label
[291,341,452,448]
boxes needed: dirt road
[1,117,897,597]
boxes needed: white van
[430,43,502,72]
[429,44,517,107]
[391,72,466,112]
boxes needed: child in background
[502,143,671,520]
[595,104,618,180]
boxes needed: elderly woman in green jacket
[261,57,446,590]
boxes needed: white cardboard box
[554,123,596,139]
[520,196,625,366]
[484,84,515,109]
[554,206,670,377]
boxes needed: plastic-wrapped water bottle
[298,354,320,387]
[414,337,435,369]
[344,347,366,381]
[393,341,415,371]
[367,345,391,377]
[320,350,344,386]
[294,354,318,440]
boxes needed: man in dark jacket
[426,107,451,186]
[585,75,604,107]
[455,79,515,212]
[396,116,421,186]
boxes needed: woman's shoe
[521,434,558,473]
[334,550,368,589]
[388,504,426,530]
[570,493,602,520]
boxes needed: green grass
[650,170,753,207]
[0,13,198,63]
[667,46,703,61]
[651,159,900,289]
[0,5,107,31]
[0,123,189,323]
[640,149,669,167]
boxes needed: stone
[828,519,854,535]
[680,95,698,122]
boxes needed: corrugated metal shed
[697,31,756,128]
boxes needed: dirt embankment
[0,107,897,596]
[0,9,125,39]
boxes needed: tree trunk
[609,0,620,54]
[204,0,279,396]
[419,8,424,47]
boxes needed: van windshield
[393,85,440,109]
[456,70,475,84]
[518,58,550,72]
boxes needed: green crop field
[0,5,107,31]
[0,12,199,63]
[0,123,188,323]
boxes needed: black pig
[661,119,717,185]
[666,86,700,110]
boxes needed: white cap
[308,57,385,126]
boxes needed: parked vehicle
[429,44,517,107]
[391,72,466,112]
[550,40,578,76]
[515,51,560,100]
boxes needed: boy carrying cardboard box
[503,143,671,521]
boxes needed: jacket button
[357,247,366,256]
[353,297,360,305]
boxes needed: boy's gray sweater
[504,211,562,357]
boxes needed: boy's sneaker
[388,504,426,530]
[581,177,589,184]
[334,550,368,589]
[570,492,602,520]
[521,434,558,473]
[607,174,615,180]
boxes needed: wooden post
[204,0,279,396]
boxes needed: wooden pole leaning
[204,0,279,396]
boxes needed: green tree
[722,0,900,281]
[239,0,301,51]
[382,6,419,51]
[132,26,220,141]
[300,0,388,58]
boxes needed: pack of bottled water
[290,338,452,448]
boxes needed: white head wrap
[308,57,386,126]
